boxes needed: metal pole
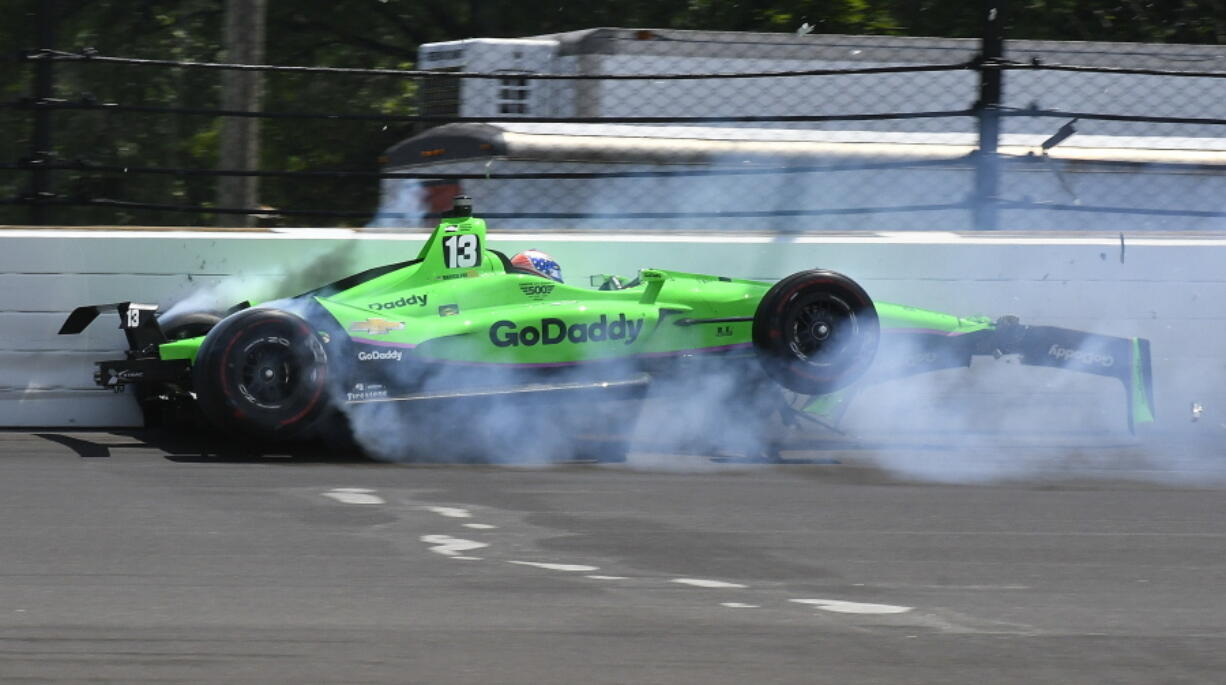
[30,0,56,225]
[974,0,1004,230]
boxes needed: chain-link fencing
[4,23,1225,230]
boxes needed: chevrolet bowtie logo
[349,318,405,335]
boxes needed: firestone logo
[357,349,403,362]
[1048,344,1114,368]
[346,382,389,401]
[490,314,644,347]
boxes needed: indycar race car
[60,197,1155,457]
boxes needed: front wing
[806,316,1154,432]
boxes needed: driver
[510,250,564,283]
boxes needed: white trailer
[416,28,1226,138]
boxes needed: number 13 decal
[442,234,481,269]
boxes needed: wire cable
[8,152,1218,185]
[32,50,1226,80]
[999,107,1226,127]
[27,49,977,80]
[998,199,1226,218]
[53,197,375,218]
[58,196,972,220]
[996,59,1226,79]
[23,156,971,181]
[24,97,1226,127]
[16,194,1222,222]
[17,98,975,125]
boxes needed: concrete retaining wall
[3,227,1223,433]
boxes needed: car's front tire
[193,308,331,441]
[752,269,879,395]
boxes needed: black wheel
[159,311,223,340]
[193,308,330,441]
[752,269,879,395]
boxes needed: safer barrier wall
[3,227,1224,434]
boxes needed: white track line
[508,561,600,572]
[670,578,748,589]
[425,506,473,518]
[323,488,384,505]
[790,598,913,615]
[421,534,487,559]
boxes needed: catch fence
[4,4,1226,231]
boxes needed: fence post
[29,0,56,225]
[217,0,267,228]
[974,0,1005,230]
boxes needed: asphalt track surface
[3,429,1226,684]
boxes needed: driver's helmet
[510,250,563,283]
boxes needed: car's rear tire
[193,308,330,441]
[752,269,879,395]
[159,311,223,340]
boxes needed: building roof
[519,27,1226,70]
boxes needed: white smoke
[366,179,429,230]
[159,242,359,321]
[803,268,1226,485]
[323,327,789,467]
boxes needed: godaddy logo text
[369,294,428,311]
[490,314,644,347]
[357,349,403,362]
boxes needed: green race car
[60,197,1155,457]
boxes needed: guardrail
[4,227,1223,434]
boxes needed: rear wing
[58,303,192,389]
[58,302,166,353]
